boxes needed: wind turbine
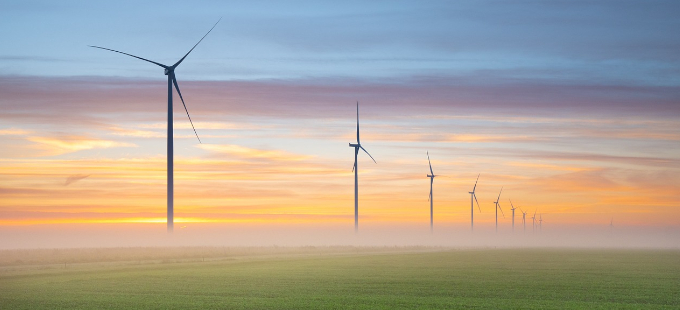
[510,199,517,233]
[426,151,436,233]
[520,207,527,233]
[539,214,543,232]
[531,209,537,233]
[468,174,481,232]
[348,101,376,232]
[90,19,220,233]
[493,187,505,233]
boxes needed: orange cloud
[109,127,164,138]
[0,128,31,136]
[198,144,311,161]
[27,136,135,156]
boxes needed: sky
[1,0,679,248]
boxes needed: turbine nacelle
[349,143,359,148]
[427,174,435,178]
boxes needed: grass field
[1,247,678,309]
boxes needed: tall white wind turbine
[90,19,220,233]
[426,152,437,233]
[493,187,505,233]
[469,174,481,232]
[348,102,376,232]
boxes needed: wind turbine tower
[90,20,220,233]
[531,209,537,233]
[520,208,527,233]
[348,102,376,232]
[426,152,436,233]
[539,214,543,232]
[510,199,517,233]
[493,187,505,233]
[468,174,481,232]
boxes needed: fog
[1,223,677,250]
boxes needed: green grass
[1,248,679,309]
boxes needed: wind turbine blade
[351,160,356,172]
[172,18,221,68]
[356,101,360,144]
[427,151,434,175]
[428,183,432,202]
[498,202,505,217]
[474,194,481,212]
[472,173,479,192]
[496,187,503,202]
[172,76,201,143]
[359,146,376,163]
[89,46,167,68]
[510,199,514,210]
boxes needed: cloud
[138,122,259,130]
[27,136,135,156]
[0,128,30,136]
[64,174,90,186]
[360,132,542,144]
[530,169,623,193]
[198,144,311,162]
[109,127,164,138]
[2,75,678,128]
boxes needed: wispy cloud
[27,136,135,156]
[64,174,90,186]
[198,144,311,162]
[138,122,261,130]
[109,127,164,138]
[3,76,678,125]
[530,169,623,193]
[0,128,30,136]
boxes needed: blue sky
[2,0,679,84]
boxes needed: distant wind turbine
[90,19,220,233]
[348,101,376,232]
[520,207,527,233]
[510,199,517,233]
[493,187,505,233]
[531,209,537,233]
[539,214,543,232]
[468,174,481,232]
[426,152,437,233]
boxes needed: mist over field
[1,223,677,250]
